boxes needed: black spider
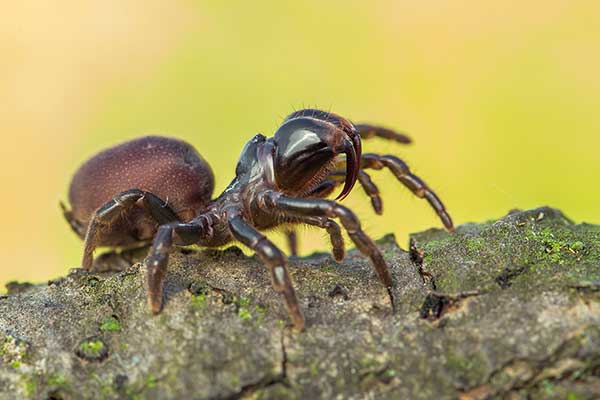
[62,109,453,330]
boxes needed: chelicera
[62,109,453,330]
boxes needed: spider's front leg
[145,217,213,313]
[360,154,454,230]
[228,214,305,331]
[324,170,383,215]
[325,154,453,229]
[260,191,395,309]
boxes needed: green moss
[78,338,106,360]
[539,228,569,263]
[87,277,101,288]
[238,308,252,321]
[47,374,68,387]
[320,264,334,272]
[465,237,485,253]
[100,316,121,332]
[191,293,207,309]
[253,304,267,323]
[236,297,253,321]
[570,241,585,252]
[383,369,396,378]
[520,225,591,269]
[146,374,157,389]
[22,376,37,398]
[309,361,319,377]
[541,379,555,395]
[255,304,266,315]
[382,248,395,259]
[81,340,104,353]
[422,237,454,253]
[1,334,28,366]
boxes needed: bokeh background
[2,1,599,289]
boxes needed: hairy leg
[228,214,305,330]
[284,216,345,261]
[360,154,454,230]
[260,191,395,309]
[326,170,383,214]
[306,179,338,198]
[81,189,181,269]
[355,123,412,144]
[285,230,298,256]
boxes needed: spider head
[272,109,361,200]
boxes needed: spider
[62,109,453,330]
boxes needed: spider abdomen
[67,136,214,245]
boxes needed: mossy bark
[1,207,599,399]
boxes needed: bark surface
[1,207,599,399]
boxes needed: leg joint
[332,204,360,232]
[256,237,286,266]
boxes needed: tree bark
[1,207,599,399]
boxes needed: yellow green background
[2,1,599,289]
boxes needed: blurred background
[2,1,599,289]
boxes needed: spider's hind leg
[81,189,181,270]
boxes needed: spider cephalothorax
[63,109,453,330]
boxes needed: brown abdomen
[68,136,214,243]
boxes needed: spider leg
[355,123,412,144]
[285,230,298,256]
[145,218,213,314]
[304,216,345,261]
[60,202,86,237]
[81,189,181,270]
[228,215,305,331]
[285,216,345,261]
[360,154,454,230]
[260,191,395,309]
[327,170,383,215]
